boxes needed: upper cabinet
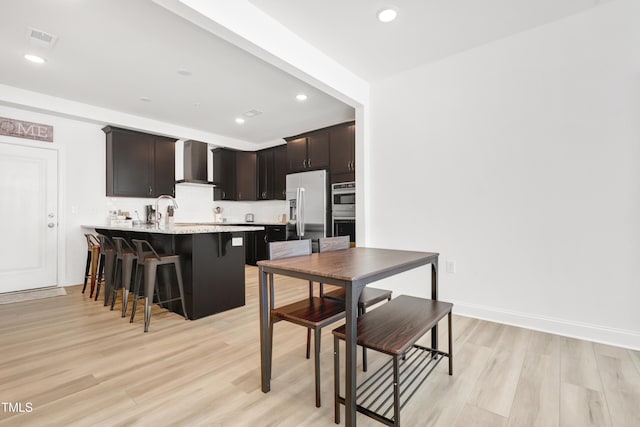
[103,126,176,198]
[273,144,287,200]
[285,132,330,172]
[257,144,287,200]
[211,148,256,201]
[329,122,356,184]
[285,121,355,183]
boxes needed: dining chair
[268,239,346,408]
[318,236,392,371]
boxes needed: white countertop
[83,223,265,234]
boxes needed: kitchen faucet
[154,194,178,226]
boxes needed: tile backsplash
[106,184,287,224]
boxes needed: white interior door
[0,142,58,292]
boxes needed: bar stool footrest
[336,344,448,426]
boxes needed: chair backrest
[268,239,312,260]
[318,236,350,253]
[96,233,115,252]
[111,236,135,257]
[84,233,99,249]
[131,239,161,263]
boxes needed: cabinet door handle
[238,192,242,200]
[307,158,311,168]
[149,186,153,195]
[302,159,306,168]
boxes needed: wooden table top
[257,247,438,284]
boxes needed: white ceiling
[249,0,613,82]
[0,0,355,144]
[0,1,612,145]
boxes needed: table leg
[431,259,439,351]
[345,284,363,427]
[259,266,271,393]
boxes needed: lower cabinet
[246,225,287,265]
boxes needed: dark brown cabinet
[285,132,329,172]
[212,148,256,201]
[273,144,287,200]
[329,122,356,183]
[246,225,286,265]
[104,126,176,198]
[257,144,287,200]
[235,151,256,201]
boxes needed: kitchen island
[84,223,264,319]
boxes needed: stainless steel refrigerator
[286,170,329,242]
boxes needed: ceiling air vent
[26,27,58,49]
[243,109,263,118]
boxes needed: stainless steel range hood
[176,140,215,185]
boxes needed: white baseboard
[451,301,640,351]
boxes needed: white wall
[368,0,640,349]
[0,104,106,287]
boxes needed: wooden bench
[332,295,453,426]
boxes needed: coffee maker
[145,205,156,224]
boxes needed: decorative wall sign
[0,117,53,142]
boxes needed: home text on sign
[0,117,53,142]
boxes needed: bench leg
[393,356,400,427]
[448,311,453,375]
[334,335,340,424]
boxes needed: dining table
[257,246,439,426]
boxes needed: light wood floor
[1,266,639,426]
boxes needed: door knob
[48,223,55,228]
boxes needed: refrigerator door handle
[295,187,301,238]
[299,187,305,237]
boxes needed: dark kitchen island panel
[89,224,262,320]
[175,231,245,319]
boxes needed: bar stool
[318,236,393,371]
[111,237,137,317]
[95,234,116,305]
[129,239,188,332]
[82,234,101,296]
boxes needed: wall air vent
[26,27,58,49]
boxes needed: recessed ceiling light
[296,94,308,101]
[177,67,192,76]
[139,96,151,102]
[235,117,245,124]
[377,8,397,23]
[24,54,46,64]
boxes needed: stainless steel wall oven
[331,182,355,243]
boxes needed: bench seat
[332,295,453,426]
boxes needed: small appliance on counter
[214,206,223,223]
[245,213,255,223]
